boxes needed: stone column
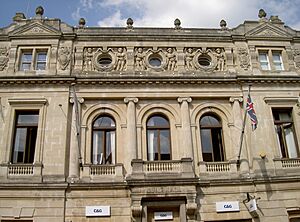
[124,97,139,173]
[178,97,193,158]
[68,95,84,182]
[229,97,249,173]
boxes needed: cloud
[76,0,300,29]
[71,7,82,21]
[97,10,126,27]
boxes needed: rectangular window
[36,51,47,70]
[19,48,48,71]
[20,51,33,71]
[272,52,284,70]
[259,52,270,70]
[11,111,39,163]
[273,109,299,158]
[258,49,284,71]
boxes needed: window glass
[272,52,283,70]
[259,52,270,70]
[36,51,47,70]
[20,52,33,71]
[273,109,299,158]
[11,111,39,164]
[147,115,171,161]
[200,114,224,162]
[92,116,116,164]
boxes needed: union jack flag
[246,94,258,130]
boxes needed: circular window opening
[198,54,211,67]
[149,55,162,67]
[98,55,112,67]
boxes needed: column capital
[177,97,192,103]
[124,97,139,104]
[70,97,84,104]
[229,96,243,103]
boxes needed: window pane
[284,127,298,158]
[13,128,27,163]
[17,114,39,125]
[200,129,213,154]
[200,115,221,127]
[92,131,104,164]
[160,130,171,160]
[37,52,47,61]
[22,53,32,62]
[147,130,158,161]
[147,116,169,127]
[259,53,270,70]
[105,131,112,164]
[93,116,115,128]
[36,62,46,70]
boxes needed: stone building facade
[0,6,300,222]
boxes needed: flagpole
[237,85,251,166]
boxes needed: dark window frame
[11,110,39,164]
[200,114,225,162]
[92,115,116,164]
[272,108,299,158]
[146,115,172,161]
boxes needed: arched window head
[147,115,171,161]
[200,114,225,162]
[92,116,116,164]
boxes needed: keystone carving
[58,47,71,70]
[0,47,9,71]
[238,48,251,70]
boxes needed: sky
[1,0,300,29]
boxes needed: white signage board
[154,211,173,220]
[248,199,257,212]
[216,201,240,212]
[86,206,110,217]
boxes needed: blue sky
[1,0,300,29]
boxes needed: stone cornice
[0,75,300,86]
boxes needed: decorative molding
[263,97,298,105]
[124,97,139,104]
[177,97,192,103]
[8,98,48,105]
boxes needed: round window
[149,55,162,67]
[98,55,112,67]
[198,54,211,67]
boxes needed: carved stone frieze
[0,47,9,71]
[134,47,147,71]
[237,47,251,70]
[293,48,300,69]
[184,47,226,72]
[83,47,127,72]
[58,46,71,70]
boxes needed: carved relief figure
[135,47,146,71]
[293,49,300,69]
[84,48,94,71]
[58,47,71,70]
[185,48,195,70]
[115,47,126,71]
[0,47,9,71]
[238,48,251,70]
[165,47,177,71]
[214,48,226,71]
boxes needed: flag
[246,94,258,130]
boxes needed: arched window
[92,116,116,164]
[200,114,225,162]
[147,115,171,161]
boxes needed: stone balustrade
[198,160,238,178]
[274,158,300,176]
[0,163,43,182]
[130,158,194,179]
[81,163,125,182]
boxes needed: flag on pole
[246,94,258,130]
